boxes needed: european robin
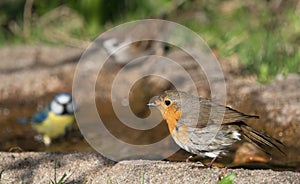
[148,90,285,166]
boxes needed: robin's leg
[207,156,218,168]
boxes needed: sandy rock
[0,152,299,184]
[0,45,83,100]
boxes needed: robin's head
[147,90,180,115]
[148,90,201,132]
[147,90,185,132]
[148,90,200,117]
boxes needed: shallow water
[0,95,92,152]
[0,94,170,153]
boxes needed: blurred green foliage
[0,0,172,44]
[0,0,299,82]
[180,0,300,82]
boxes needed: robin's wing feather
[175,91,258,127]
[197,98,258,126]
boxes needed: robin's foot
[186,155,193,162]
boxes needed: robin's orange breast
[163,105,190,146]
[162,104,182,134]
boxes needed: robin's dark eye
[164,100,171,106]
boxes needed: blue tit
[31,93,76,146]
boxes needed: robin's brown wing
[199,98,258,125]
[180,97,258,128]
[165,90,258,127]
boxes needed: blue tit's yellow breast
[32,111,75,139]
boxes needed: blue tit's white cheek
[50,100,64,115]
[66,102,75,114]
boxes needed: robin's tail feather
[237,121,286,156]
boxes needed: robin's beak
[147,102,159,107]
[147,96,160,107]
